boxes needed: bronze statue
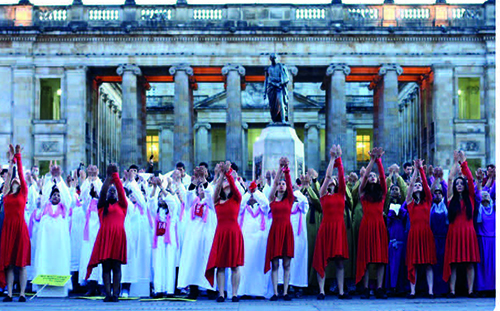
[264,54,290,123]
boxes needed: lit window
[146,130,159,163]
[40,78,61,120]
[458,77,480,120]
[356,130,372,163]
[248,128,263,167]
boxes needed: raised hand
[307,168,318,180]
[476,168,485,181]
[414,159,424,169]
[360,166,366,178]
[457,150,466,163]
[329,145,337,159]
[279,157,289,168]
[453,151,459,164]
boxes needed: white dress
[233,190,271,297]
[121,197,139,283]
[35,202,72,291]
[25,183,40,280]
[151,191,180,294]
[69,189,85,272]
[177,186,216,290]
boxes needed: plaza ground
[0,296,495,311]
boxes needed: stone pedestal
[252,125,304,183]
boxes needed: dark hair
[448,177,473,223]
[1,169,8,176]
[50,185,60,198]
[487,164,495,170]
[129,164,139,171]
[199,162,209,169]
[296,178,301,186]
[412,182,426,204]
[157,200,169,214]
[104,185,118,216]
[219,188,233,201]
[403,162,412,169]
[363,182,384,203]
[231,162,239,173]
[176,162,185,169]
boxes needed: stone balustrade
[0,2,493,30]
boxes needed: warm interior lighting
[57,89,62,96]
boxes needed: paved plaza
[0,297,495,311]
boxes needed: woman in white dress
[286,188,309,288]
[177,181,216,298]
[35,186,72,293]
[68,174,85,279]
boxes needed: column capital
[379,63,403,76]
[286,65,298,76]
[242,122,248,130]
[305,122,320,130]
[169,63,193,76]
[194,122,211,131]
[117,64,141,76]
[222,64,246,76]
[326,63,350,76]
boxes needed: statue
[264,54,290,124]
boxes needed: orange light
[436,6,447,20]
[383,6,396,21]
[14,6,33,27]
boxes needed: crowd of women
[0,143,495,303]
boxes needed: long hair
[363,182,384,203]
[388,184,403,205]
[412,183,426,205]
[448,176,473,223]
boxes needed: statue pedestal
[252,124,304,183]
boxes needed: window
[211,126,226,164]
[356,129,372,163]
[458,77,480,120]
[247,127,263,166]
[146,130,159,163]
[37,160,51,176]
[320,128,325,161]
[40,78,61,120]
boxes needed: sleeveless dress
[0,153,30,288]
[443,161,480,282]
[406,166,436,284]
[355,158,388,284]
[205,172,244,286]
[264,167,295,273]
[313,157,349,278]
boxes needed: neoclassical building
[0,0,495,179]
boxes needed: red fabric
[313,158,349,278]
[0,154,30,288]
[443,161,480,282]
[205,172,244,286]
[86,173,128,280]
[406,167,437,284]
[355,158,388,284]
[264,167,295,273]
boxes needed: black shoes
[339,293,352,300]
[426,293,435,299]
[216,296,225,303]
[468,292,478,298]
[112,296,119,302]
[317,293,325,300]
[18,296,26,302]
[232,296,240,302]
[270,294,278,301]
[447,292,456,299]
[283,294,292,301]
[103,295,113,302]
[375,288,388,299]
[360,288,370,299]
[2,296,12,302]
[406,293,416,299]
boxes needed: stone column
[65,66,88,170]
[346,125,356,172]
[116,111,122,165]
[485,64,495,164]
[242,122,248,178]
[117,64,142,169]
[305,122,320,171]
[159,124,174,173]
[325,64,350,163]
[432,65,454,168]
[222,64,245,171]
[13,65,34,169]
[378,64,403,167]
[0,66,12,149]
[195,123,211,167]
[286,65,298,126]
[169,64,194,173]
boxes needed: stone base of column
[252,125,304,183]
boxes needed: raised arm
[269,166,283,203]
[336,157,346,197]
[447,151,460,201]
[226,169,242,204]
[405,163,418,204]
[112,172,128,210]
[97,177,111,209]
[359,159,375,196]
[14,150,27,196]
[419,165,432,203]
[376,157,387,197]
[459,158,475,205]
[284,166,295,204]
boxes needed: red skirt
[355,217,388,284]
[312,220,349,278]
[443,221,480,282]
[0,217,31,288]
[264,221,294,273]
[406,224,437,283]
[86,224,127,280]
[205,224,244,287]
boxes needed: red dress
[264,167,295,273]
[205,172,244,286]
[0,153,30,288]
[406,166,437,284]
[443,161,480,282]
[86,172,128,280]
[355,158,388,284]
[313,157,349,278]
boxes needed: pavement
[0,296,495,311]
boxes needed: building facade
[0,1,495,178]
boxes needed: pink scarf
[28,208,43,238]
[152,210,171,249]
[179,202,185,222]
[41,203,66,219]
[239,204,266,231]
[83,199,99,241]
[291,204,304,236]
[135,202,154,228]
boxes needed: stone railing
[0,2,494,30]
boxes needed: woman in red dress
[0,144,30,302]
[405,159,436,298]
[205,161,244,302]
[443,151,479,298]
[313,145,350,300]
[86,163,128,302]
[355,147,388,299]
[264,157,295,301]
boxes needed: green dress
[303,182,322,289]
